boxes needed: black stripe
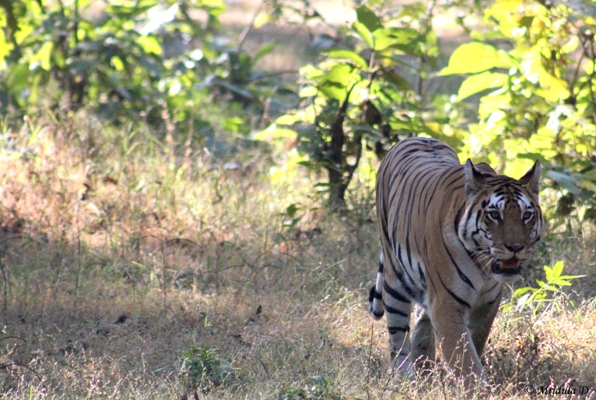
[384,304,409,317]
[369,285,382,303]
[438,273,471,308]
[481,281,500,295]
[485,288,502,306]
[383,281,411,304]
[441,234,476,290]
[388,326,410,334]
[417,262,426,289]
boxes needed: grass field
[0,109,596,399]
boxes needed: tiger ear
[464,159,486,195]
[519,160,541,195]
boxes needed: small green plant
[506,261,584,315]
[179,345,236,389]
[277,376,344,400]
[281,203,302,230]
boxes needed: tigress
[369,137,544,386]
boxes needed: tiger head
[458,160,544,283]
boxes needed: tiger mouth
[493,258,521,275]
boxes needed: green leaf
[352,21,374,48]
[324,49,368,70]
[440,42,515,75]
[108,0,159,18]
[222,116,244,133]
[546,170,582,195]
[254,41,278,64]
[253,124,297,141]
[0,29,12,62]
[512,287,536,297]
[318,81,346,101]
[544,265,554,282]
[316,64,357,101]
[534,73,570,102]
[137,36,162,55]
[456,72,508,101]
[7,64,30,98]
[355,5,382,32]
[285,203,299,218]
[379,70,411,91]
[374,28,420,52]
[33,41,54,71]
[552,261,564,279]
[551,279,572,287]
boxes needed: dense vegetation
[1,0,596,398]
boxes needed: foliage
[0,0,292,150]
[443,0,596,224]
[179,345,236,389]
[268,1,464,210]
[505,261,585,315]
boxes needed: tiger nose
[505,243,524,253]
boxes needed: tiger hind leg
[382,278,414,376]
[410,304,435,375]
[370,252,414,377]
[369,252,385,320]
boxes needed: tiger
[369,137,544,387]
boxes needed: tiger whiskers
[470,249,495,275]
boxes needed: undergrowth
[0,113,595,399]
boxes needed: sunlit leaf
[254,11,271,28]
[534,74,570,102]
[544,265,554,282]
[0,29,12,63]
[138,3,179,35]
[440,42,515,75]
[111,56,124,71]
[457,71,508,101]
[169,79,182,96]
[137,36,162,55]
[299,85,318,98]
[352,21,374,48]
[374,28,420,52]
[108,0,159,18]
[33,41,53,71]
[324,49,368,70]
[316,64,357,101]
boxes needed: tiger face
[459,159,544,283]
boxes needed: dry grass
[1,113,596,399]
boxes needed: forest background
[1,0,596,398]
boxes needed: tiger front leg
[431,304,483,388]
[410,304,435,375]
[468,291,502,357]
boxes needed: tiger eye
[488,211,501,220]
